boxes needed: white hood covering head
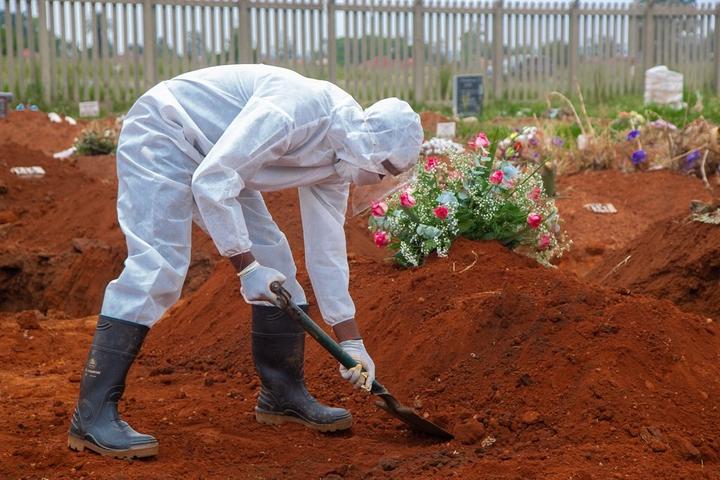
[329,97,423,176]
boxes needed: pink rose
[475,132,490,149]
[400,191,416,208]
[489,170,504,185]
[527,212,542,229]
[527,186,542,202]
[468,132,490,151]
[434,205,449,220]
[537,233,552,251]
[371,201,388,217]
[373,230,390,247]
[425,156,439,171]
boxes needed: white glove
[238,261,286,303]
[339,339,375,391]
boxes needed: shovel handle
[270,282,384,394]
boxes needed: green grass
[414,89,720,144]
[4,58,718,137]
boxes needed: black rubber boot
[68,315,159,459]
[252,305,352,432]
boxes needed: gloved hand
[339,339,375,391]
[239,261,286,303]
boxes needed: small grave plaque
[584,203,617,214]
[453,75,484,118]
[0,92,13,119]
[11,166,46,178]
[436,122,456,139]
[79,100,100,118]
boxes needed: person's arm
[297,181,355,329]
[298,182,375,390]
[191,96,293,299]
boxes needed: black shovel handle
[269,282,385,395]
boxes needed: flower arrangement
[495,126,545,166]
[493,126,560,196]
[368,132,571,267]
[420,137,465,157]
[74,122,118,155]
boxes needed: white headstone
[644,66,684,110]
[79,101,100,118]
[436,122,456,139]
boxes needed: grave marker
[436,122,456,139]
[11,166,46,178]
[0,92,13,119]
[79,101,100,118]
[584,203,617,214]
[453,75,484,118]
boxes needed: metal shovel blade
[269,282,454,441]
[371,384,454,440]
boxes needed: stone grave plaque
[79,101,100,118]
[453,75,484,118]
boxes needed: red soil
[591,214,720,322]
[419,111,451,136]
[554,169,715,277]
[0,111,217,315]
[2,111,720,479]
[0,110,85,155]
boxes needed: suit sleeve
[191,96,293,257]
[298,181,355,326]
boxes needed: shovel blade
[375,393,454,440]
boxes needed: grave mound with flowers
[368,131,571,267]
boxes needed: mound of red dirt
[143,210,720,477]
[0,115,217,316]
[420,111,451,135]
[0,110,84,155]
[555,170,715,277]
[591,213,720,322]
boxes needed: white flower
[421,137,465,156]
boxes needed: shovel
[270,282,454,441]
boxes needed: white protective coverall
[101,64,423,328]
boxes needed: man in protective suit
[67,65,423,459]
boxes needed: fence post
[412,0,424,103]
[715,4,720,95]
[37,0,51,105]
[239,0,252,63]
[568,0,579,93]
[492,0,503,100]
[327,0,337,83]
[642,0,654,77]
[143,0,157,89]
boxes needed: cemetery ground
[1,109,720,479]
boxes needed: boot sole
[255,410,352,432]
[68,434,159,459]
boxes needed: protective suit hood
[328,97,423,176]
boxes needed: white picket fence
[1,0,718,108]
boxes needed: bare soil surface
[591,213,720,322]
[554,169,715,278]
[2,111,720,479]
